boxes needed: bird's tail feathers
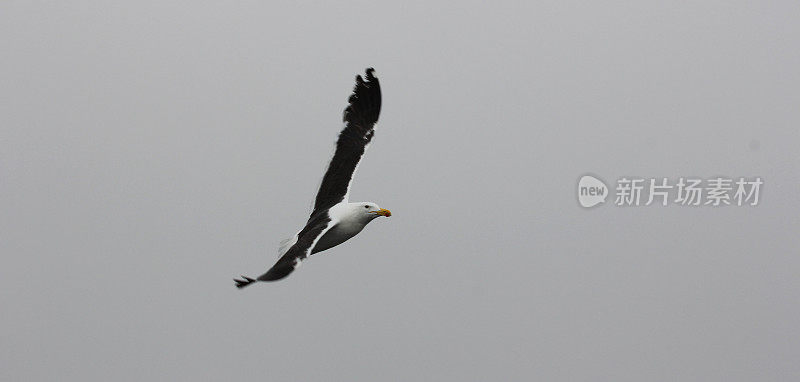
[278,234,298,257]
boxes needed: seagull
[235,68,390,288]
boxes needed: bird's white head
[352,202,392,221]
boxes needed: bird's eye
[364,205,370,209]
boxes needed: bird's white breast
[311,220,365,254]
[310,202,369,254]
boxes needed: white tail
[278,234,298,257]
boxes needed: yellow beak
[374,208,392,217]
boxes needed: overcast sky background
[2,1,799,381]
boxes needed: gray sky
[1,1,799,381]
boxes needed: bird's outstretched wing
[235,213,336,288]
[310,68,382,218]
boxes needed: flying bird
[235,68,390,288]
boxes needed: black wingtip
[342,68,381,126]
[256,264,295,282]
[234,275,257,289]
